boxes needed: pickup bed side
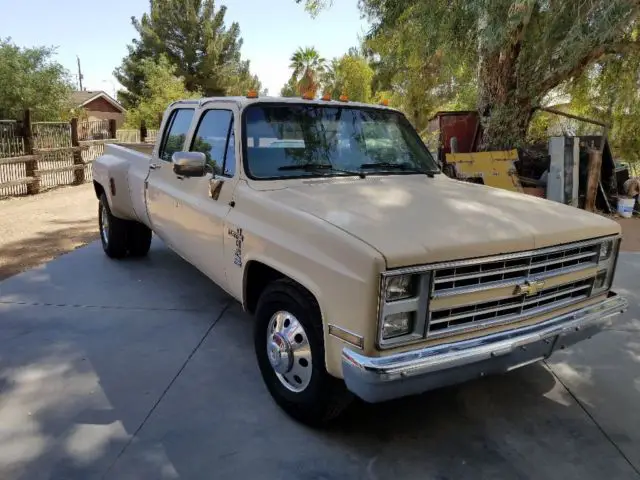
[93,143,154,227]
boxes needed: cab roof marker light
[246,90,259,98]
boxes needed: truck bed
[93,143,154,227]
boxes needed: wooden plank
[78,139,117,146]
[0,155,37,165]
[109,119,117,139]
[34,164,86,176]
[0,152,99,165]
[598,181,613,213]
[23,109,39,195]
[538,107,609,127]
[71,118,84,185]
[0,177,36,189]
[33,146,87,154]
[585,148,603,212]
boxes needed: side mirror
[172,151,207,177]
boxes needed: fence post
[109,119,117,139]
[22,109,40,195]
[70,118,85,185]
[140,120,147,143]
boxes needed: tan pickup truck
[93,96,627,425]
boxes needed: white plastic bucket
[618,197,635,218]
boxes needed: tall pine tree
[115,0,261,108]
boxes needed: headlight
[599,240,613,260]
[385,274,417,301]
[378,272,430,347]
[382,312,413,339]
[593,238,620,295]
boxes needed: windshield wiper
[359,162,435,177]
[278,163,366,178]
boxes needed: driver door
[145,107,196,255]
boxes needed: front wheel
[254,279,352,426]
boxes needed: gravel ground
[1,185,639,282]
[615,217,640,252]
[0,185,99,281]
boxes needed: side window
[190,109,234,176]
[159,109,195,162]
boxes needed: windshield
[243,104,439,179]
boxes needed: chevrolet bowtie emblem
[515,279,545,297]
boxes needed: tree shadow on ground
[0,218,98,281]
[0,244,638,479]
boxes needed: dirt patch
[614,217,640,252]
[0,185,99,281]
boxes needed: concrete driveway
[0,240,638,480]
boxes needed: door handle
[209,176,225,200]
[149,163,162,170]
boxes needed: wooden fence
[0,110,118,197]
[0,112,161,198]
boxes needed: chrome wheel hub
[100,204,109,245]
[266,311,312,393]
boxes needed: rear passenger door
[172,105,239,289]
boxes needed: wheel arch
[242,259,322,319]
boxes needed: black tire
[98,194,128,259]
[255,279,352,426]
[127,222,152,257]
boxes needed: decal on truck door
[228,227,244,267]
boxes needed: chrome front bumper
[342,293,627,403]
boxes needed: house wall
[83,97,125,128]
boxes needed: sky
[0,0,369,97]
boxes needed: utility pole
[77,55,84,91]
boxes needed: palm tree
[289,47,326,98]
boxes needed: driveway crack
[102,299,232,478]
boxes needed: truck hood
[261,175,620,268]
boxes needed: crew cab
[93,96,627,425]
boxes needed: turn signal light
[246,90,258,98]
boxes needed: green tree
[280,77,299,97]
[323,54,374,103]
[564,53,640,163]
[289,47,326,98]
[0,38,72,120]
[124,56,200,129]
[115,0,261,108]
[301,0,640,149]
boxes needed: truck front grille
[425,240,601,339]
[428,278,593,337]
[432,243,599,296]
